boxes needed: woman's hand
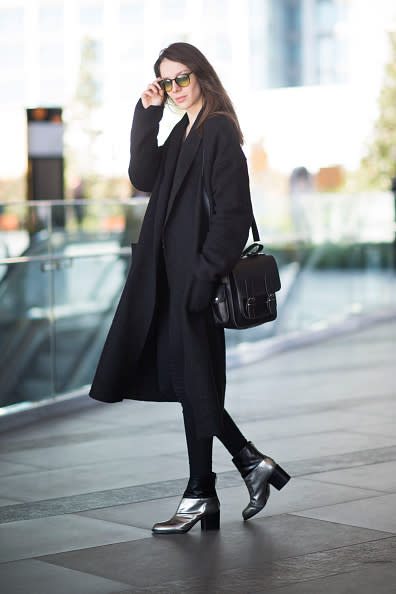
[141,78,164,109]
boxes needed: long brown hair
[154,42,243,144]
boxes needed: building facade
[0,0,394,177]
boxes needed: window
[315,0,337,29]
[204,0,228,21]
[0,7,24,33]
[316,35,336,83]
[120,2,143,25]
[39,5,63,32]
[161,0,186,20]
[0,42,24,68]
[285,0,301,30]
[80,3,103,26]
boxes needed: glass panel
[0,202,51,258]
[0,203,53,408]
[53,200,146,250]
[53,251,131,394]
[39,5,64,32]
[1,197,395,411]
[48,201,144,394]
[0,7,24,33]
[80,3,103,26]
[225,191,396,350]
[316,35,335,84]
[161,0,186,19]
[120,1,144,25]
[0,261,52,408]
[315,0,337,28]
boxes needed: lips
[175,96,187,103]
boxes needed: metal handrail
[0,198,149,207]
[0,247,132,266]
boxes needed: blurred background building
[0,0,396,185]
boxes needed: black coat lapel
[164,111,203,227]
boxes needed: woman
[90,42,290,534]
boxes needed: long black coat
[89,100,253,438]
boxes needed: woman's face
[159,58,203,116]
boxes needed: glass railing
[0,193,395,413]
[0,198,146,411]
[226,191,396,349]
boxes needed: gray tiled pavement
[0,320,395,593]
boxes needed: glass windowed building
[0,0,394,176]
[0,0,348,109]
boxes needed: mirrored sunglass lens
[176,74,190,87]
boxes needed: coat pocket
[187,277,215,313]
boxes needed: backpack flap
[231,253,281,322]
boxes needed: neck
[186,99,203,129]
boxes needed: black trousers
[156,250,247,478]
[182,397,247,477]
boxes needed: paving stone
[0,514,150,563]
[0,431,188,469]
[37,515,391,590]
[293,492,396,534]
[0,319,395,592]
[0,559,129,594]
[0,497,22,507]
[109,537,396,593]
[303,459,396,493]
[78,478,384,531]
[0,453,189,503]
[0,460,43,477]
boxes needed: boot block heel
[269,464,290,490]
[201,510,220,531]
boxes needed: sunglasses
[158,72,193,93]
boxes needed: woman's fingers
[141,79,164,108]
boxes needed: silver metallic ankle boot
[152,496,220,534]
[152,473,220,534]
[232,442,290,521]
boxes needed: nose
[171,79,180,93]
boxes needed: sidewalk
[0,320,395,593]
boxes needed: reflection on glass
[0,203,50,258]
[0,261,52,408]
[0,197,395,411]
[53,252,131,394]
